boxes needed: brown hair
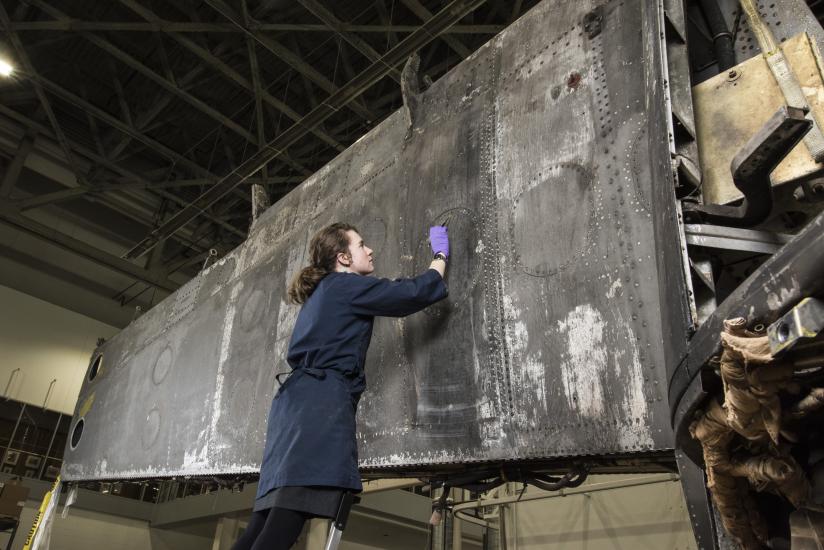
[287,222,359,304]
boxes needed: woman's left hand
[429,226,449,258]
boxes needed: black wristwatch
[433,252,447,262]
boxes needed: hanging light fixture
[0,58,12,77]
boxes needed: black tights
[231,507,312,550]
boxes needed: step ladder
[324,492,360,550]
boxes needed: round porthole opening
[71,418,84,449]
[88,355,103,382]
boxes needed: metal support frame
[675,450,719,550]
[123,0,489,260]
[767,297,824,355]
[324,492,360,550]
[684,224,794,254]
[0,3,90,193]
[670,208,824,463]
[38,414,62,479]
[683,106,812,227]
[0,207,179,292]
[203,0,377,122]
[0,132,36,199]
[400,0,472,58]
[297,0,402,83]
[6,21,504,35]
[671,220,824,548]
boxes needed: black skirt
[253,486,344,519]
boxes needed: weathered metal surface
[62,0,688,482]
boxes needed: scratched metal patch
[62,0,686,482]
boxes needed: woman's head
[287,222,373,303]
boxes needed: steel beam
[0,104,247,239]
[0,207,179,292]
[7,21,504,34]
[109,60,134,128]
[108,46,224,162]
[172,33,346,152]
[202,0,377,122]
[82,33,257,145]
[297,0,402,83]
[116,0,345,155]
[24,0,304,173]
[400,0,472,58]
[242,0,268,184]
[123,0,490,259]
[683,224,794,254]
[0,3,90,191]
[374,0,400,48]
[0,131,36,198]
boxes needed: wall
[502,474,697,550]
[0,285,118,414]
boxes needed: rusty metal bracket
[768,297,824,355]
[683,106,811,227]
[401,52,422,140]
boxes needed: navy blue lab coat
[256,268,448,498]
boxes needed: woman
[233,222,450,550]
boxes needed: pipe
[452,474,680,529]
[1,404,25,467]
[38,413,62,479]
[698,0,735,71]
[3,368,19,400]
[452,488,463,550]
[42,378,57,411]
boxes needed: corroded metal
[62,0,687,482]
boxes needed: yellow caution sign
[23,476,60,550]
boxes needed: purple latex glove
[429,225,449,258]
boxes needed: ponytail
[288,266,328,304]
[286,222,359,304]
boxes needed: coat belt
[274,365,349,398]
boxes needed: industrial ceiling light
[0,59,13,77]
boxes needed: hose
[698,0,736,71]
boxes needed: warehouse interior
[2,0,824,548]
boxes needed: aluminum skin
[62,0,688,482]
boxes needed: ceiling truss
[0,0,535,326]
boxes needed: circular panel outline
[413,207,481,317]
[510,163,596,278]
[152,346,173,386]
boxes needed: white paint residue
[509,320,528,354]
[360,161,375,176]
[524,351,545,409]
[475,240,485,254]
[502,295,518,320]
[186,281,243,469]
[614,322,654,449]
[606,279,622,299]
[766,277,799,311]
[766,292,781,312]
[557,304,607,418]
